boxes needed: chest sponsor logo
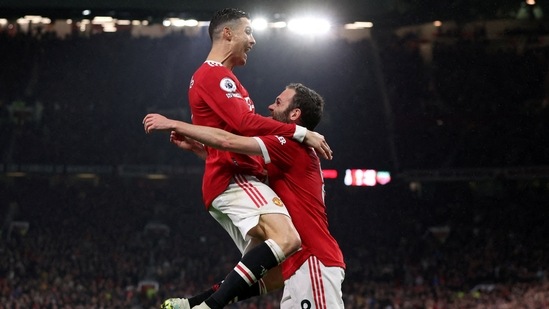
[220,77,237,92]
[276,136,287,145]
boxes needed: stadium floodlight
[344,21,373,29]
[270,21,287,29]
[170,18,186,27]
[102,23,117,32]
[252,17,268,31]
[184,19,199,27]
[287,17,331,35]
[82,10,91,16]
[23,15,42,23]
[92,16,114,24]
[165,18,199,27]
[79,19,89,32]
[19,15,51,24]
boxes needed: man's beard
[273,111,291,124]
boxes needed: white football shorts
[280,256,345,309]
[210,174,290,254]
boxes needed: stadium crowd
[0,21,548,308]
[1,177,548,308]
[1,23,548,170]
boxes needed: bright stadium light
[102,23,117,32]
[344,21,373,29]
[270,21,287,29]
[252,17,268,31]
[287,17,331,35]
[92,16,114,24]
[184,19,199,27]
[117,20,131,26]
[171,18,186,27]
[165,18,200,27]
[24,15,42,23]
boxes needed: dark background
[1,1,548,308]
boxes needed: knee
[254,214,302,257]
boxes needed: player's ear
[289,108,301,122]
[222,27,232,40]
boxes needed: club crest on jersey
[272,197,284,207]
[220,77,237,92]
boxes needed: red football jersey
[254,135,346,280]
[188,61,301,207]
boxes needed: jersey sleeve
[198,67,306,141]
[253,135,297,170]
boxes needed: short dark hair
[208,8,250,41]
[286,83,324,130]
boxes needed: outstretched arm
[143,113,262,156]
[196,76,332,159]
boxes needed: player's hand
[304,130,333,160]
[143,113,175,133]
[171,131,207,159]
[170,131,195,151]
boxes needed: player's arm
[199,74,332,159]
[144,113,261,155]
